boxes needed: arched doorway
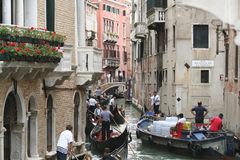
[3,91,24,160]
[27,96,38,158]
[74,92,80,141]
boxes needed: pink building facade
[92,0,131,83]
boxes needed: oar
[70,150,79,160]
[117,110,129,123]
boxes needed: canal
[122,99,201,160]
[88,99,202,160]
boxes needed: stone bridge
[100,82,126,94]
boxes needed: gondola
[136,117,227,158]
[71,151,93,160]
[111,106,125,125]
[90,124,129,153]
[85,114,96,135]
[100,136,129,160]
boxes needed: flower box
[0,54,10,61]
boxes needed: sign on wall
[192,60,214,67]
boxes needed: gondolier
[101,106,114,141]
[152,91,160,115]
[109,95,116,113]
[56,125,73,160]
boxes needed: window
[0,0,2,23]
[123,10,126,16]
[235,46,239,78]
[46,0,55,31]
[193,25,209,48]
[107,5,111,12]
[116,9,120,14]
[173,25,175,48]
[116,22,119,34]
[201,70,209,83]
[123,23,126,38]
[103,4,106,10]
[165,29,168,50]
[123,47,127,64]
[149,35,152,55]
[173,69,175,82]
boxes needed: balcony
[0,24,65,81]
[76,46,103,86]
[103,32,119,43]
[102,58,120,69]
[147,8,165,29]
[134,22,147,39]
[147,0,166,30]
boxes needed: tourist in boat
[94,103,103,123]
[177,113,186,123]
[209,113,223,132]
[152,91,160,115]
[56,125,73,160]
[101,106,114,141]
[191,101,208,128]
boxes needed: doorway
[3,91,24,160]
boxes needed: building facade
[131,0,225,119]
[0,0,101,159]
[176,0,240,139]
[92,0,131,84]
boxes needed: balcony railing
[147,8,165,29]
[102,58,120,69]
[134,22,147,39]
[103,32,119,43]
[0,24,65,81]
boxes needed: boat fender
[191,143,202,157]
[148,135,152,142]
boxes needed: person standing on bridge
[109,95,116,113]
[95,87,102,101]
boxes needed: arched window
[74,93,80,141]
[47,95,53,151]
[27,96,38,157]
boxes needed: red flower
[0,49,6,54]
[15,47,20,52]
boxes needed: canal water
[122,99,201,160]
[88,99,202,160]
